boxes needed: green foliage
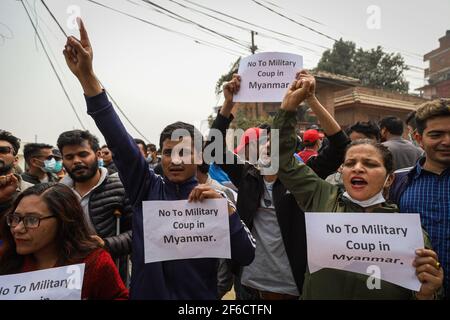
[233,108,273,131]
[215,58,240,96]
[317,39,409,93]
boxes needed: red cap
[234,127,262,154]
[303,129,320,143]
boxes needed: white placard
[305,212,424,291]
[233,52,303,102]
[143,199,230,263]
[0,263,85,300]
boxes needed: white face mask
[343,175,390,208]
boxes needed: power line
[21,0,87,130]
[166,0,320,54]
[40,0,153,142]
[251,0,338,42]
[180,0,329,50]
[138,0,251,50]
[85,0,246,55]
[258,0,424,60]
[260,0,326,26]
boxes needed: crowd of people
[0,19,449,300]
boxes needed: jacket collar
[162,175,198,199]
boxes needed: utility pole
[250,31,259,118]
[250,31,258,54]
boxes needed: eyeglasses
[0,146,13,155]
[6,213,56,229]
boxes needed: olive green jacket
[273,109,431,300]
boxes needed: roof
[311,70,361,86]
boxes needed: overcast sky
[1,0,449,148]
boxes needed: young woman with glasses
[0,183,128,300]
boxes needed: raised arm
[299,75,350,178]
[63,19,155,205]
[208,75,245,187]
[274,71,339,211]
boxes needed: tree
[233,108,273,131]
[316,39,409,93]
[215,58,240,96]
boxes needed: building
[333,87,427,129]
[418,30,450,99]
[226,71,427,131]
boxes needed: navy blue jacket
[85,91,255,299]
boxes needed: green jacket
[273,109,430,300]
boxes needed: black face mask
[0,159,14,176]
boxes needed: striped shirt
[399,162,450,297]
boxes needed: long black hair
[0,183,99,275]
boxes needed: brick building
[417,30,450,99]
[227,71,427,131]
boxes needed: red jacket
[22,248,128,300]
[297,149,318,163]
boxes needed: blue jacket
[85,91,255,299]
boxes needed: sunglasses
[0,146,13,155]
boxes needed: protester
[346,121,381,142]
[100,145,118,175]
[0,130,32,218]
[21,143,59,185]
[390,98,450,298]
[297,129,321,162]
[379,116,423,170]
[208,72,349,300]
[272,71,444,299]
[51,148,65,181]
[0,183,128,299]
[326,121,380,187]
[146,143,160,170]
[57,130,132,264]
[406,111,421,147]
[134,138,147,158]
[62,19,255,299]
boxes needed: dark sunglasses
[0,146,13,155]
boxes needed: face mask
[98,159,104,167]
[41,158,56,173]
[343,175,390,208]
[53,160,63,173]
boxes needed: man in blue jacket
[62,19,255,299]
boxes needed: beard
[67,160,99,183]
[0,159,14,176]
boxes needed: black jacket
[210,113,349,294]
[21,172,58,185]
[88,174,133,258]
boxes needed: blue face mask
[98,159,104,167]
[53,160,63,173]
[42,158,56,173]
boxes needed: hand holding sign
[233,52,303,102]
[220,74,241,118]
[188,184,222,202]
[188,184,235,216]
[414,249,444,299]
[223,74,241,104]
